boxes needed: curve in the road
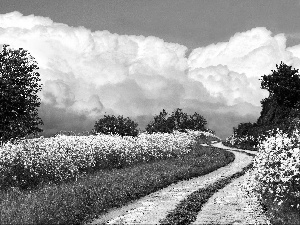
[193,143,270,225]
[88,143,253,225]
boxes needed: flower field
[245,129,300,211]
[0,130,214,189]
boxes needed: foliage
[242,129,300,225]
[146,108,208,133]
[257,96,300,127]
[233,122,257,137]
[226,62,300,149]
[224,62,300,223]
[250,129,300,209]
[0,44,43,143]
[261,62,300,108]
[0,140,233,225]
[94,114,139,137]
[0,131,209,189]
[146,109,174,133]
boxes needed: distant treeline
[93,108,211,137]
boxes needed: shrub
[248,129,300,209]
[94,115,139,137]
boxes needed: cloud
[188,27,292,76]
[0,11,53,29]
[1,12,300,138]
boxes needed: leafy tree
[94,115,139,136]
[146,108,208,133]
[227,62,300,149]
[170,108,189,131]
[233,122,256,137]
[0,44,43,142]
[186,112,207,131]
[257,62,300,127]
[260,62,300,107]
[146,109,174,133]
[169,109,207,131]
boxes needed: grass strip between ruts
[160,163,253,225]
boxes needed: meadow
[0,130,236,224]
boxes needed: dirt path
[193,143,270,225]
[88,143,253,225]
[192,172,270,224]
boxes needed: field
[0,130,236,224]
[0,130,210,189]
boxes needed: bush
[93,115,139,136]
[248,129,300,209]
[225,120,300,150]
[146,108,208,133]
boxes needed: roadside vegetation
[245,129,300,225]
[225,62,300,224]
[0,132,234,224]
[0,131,199,190]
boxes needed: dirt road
[88,143,256,224]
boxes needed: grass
[259,193,300,225]
[0,139,234,225]
[160,163,253,225]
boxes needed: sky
[1,0,300,139]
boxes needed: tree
[186,112,207,131]
[93,115,139,136]
[0,44,43,142]
[169,109,207,131]
[146,109,174,133]
[146,108,208,133]
[170,108,189,131]
[233,122,256,137]
[260,62,300,108]
[227,62,300,149]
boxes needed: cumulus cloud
[188,28,292,75]
[1,12,300,138]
